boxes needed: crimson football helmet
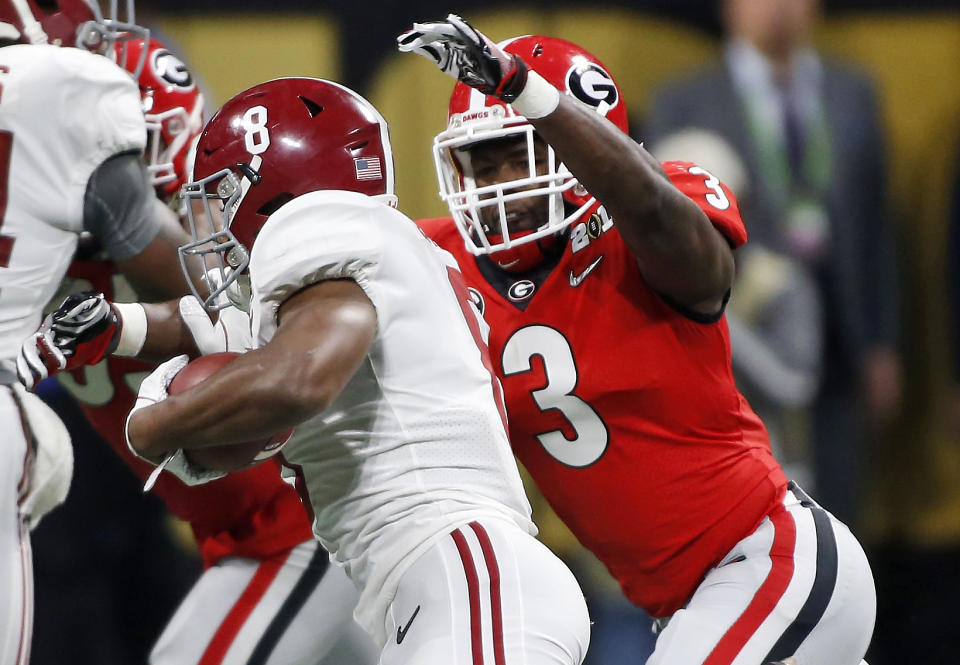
[0,0,148,73]
[117,37,204,199]
[434,35,628,271]
[179,77,397,311]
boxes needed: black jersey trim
[655,288,730,324]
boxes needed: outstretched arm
[398,14,734,313]
[529,95,734,311]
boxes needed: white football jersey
[0,45,144,363]
[248,190,535,641]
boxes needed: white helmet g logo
[152,49,194,90]
[565,63,618,111]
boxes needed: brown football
[168,352,293,472]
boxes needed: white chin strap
[9,0,48,44]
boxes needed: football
[168,352,293,472]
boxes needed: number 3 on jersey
[502,326,608,467]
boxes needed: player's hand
[397,14,528,102]
[16,291,120,390]
[125,354,189,464]
[179,295,252,355]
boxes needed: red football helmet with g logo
[179,77,396,311]
[434,35,628,271]
[117,37,204,199]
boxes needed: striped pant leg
[648,483,875,665]
[0,388,33,665]
[380,519,590,665]
[150,539,376,665]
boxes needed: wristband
[113,302,147,357]
[510,71,561,119]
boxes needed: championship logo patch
[151,49,194,91]
[565,63,618,111]
[354,157,382,181]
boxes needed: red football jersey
[419,162,788,617]
[59,259,313,567]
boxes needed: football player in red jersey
[46,37,376,665]
[399,15,875,665]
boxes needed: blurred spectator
[651,129,822,489]
[645,0,902,528]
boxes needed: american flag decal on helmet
[354,157,382,181]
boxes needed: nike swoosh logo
[569,255,604,287]
[396,604,421,644]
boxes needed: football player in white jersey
[38,36,378,665]
[0,2,206,663]
[24,76,592,665]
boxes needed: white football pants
[0,387,33,665]
[150,539,377,665]
[648,483,876,665]
[379,519,590,665]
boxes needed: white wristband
[510,70,561,119]
[113,302,147,357]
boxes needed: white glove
[397,14,529,102]
[125,353,228,489]
[124,354,188,465]
[178,295,252,355]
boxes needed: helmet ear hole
[256,192,294,217]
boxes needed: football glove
[125,353,227,488]
[17,291,120,390]
[179,295,252,356]
[124,353,188,464]
[397,14,529,102]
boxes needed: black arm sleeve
[82,151,162,261]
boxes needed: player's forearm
[127,348,317,459]
[530,93,733,306]
[113,300,198,362]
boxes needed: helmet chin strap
[10,0,47,44]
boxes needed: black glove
[397,14,529,102]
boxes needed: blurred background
[31,1,960,663]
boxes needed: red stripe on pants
[198,550,291,664]
[470,523,505,665]
[452,528,484,665]
[703,506,797,665]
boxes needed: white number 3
[242,105,270,155]
[502,325,609,467]
[688,166,730,211]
